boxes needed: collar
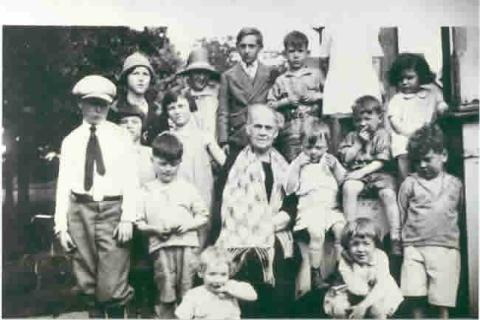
[284,66,312,78]
[81,120,108,132]
[240,60,259,72]
[400,85,431,100]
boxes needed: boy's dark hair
[407,124,445,162]
[340,217,382,250]
[151,132,183,162]
[351,95,384,118]
[301,118,330,149]
[283,30,309,50]
[388,53,436,86]
[236,27,263,48]
[161,89,197,115]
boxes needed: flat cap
[72,75,117,103]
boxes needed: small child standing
[268,30,325,162]
[399,124,463,319]
[285,118,346,295]
[338,95,402,255]
[324,218,403,319]
[163,90,226,248]
[136,133,209,318]
[387,53,448,182]
[175,246,257,319]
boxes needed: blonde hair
[198,246,236,276]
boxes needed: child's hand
[358,128,371,143]
[301,91,322,104]
[296,152,311,168]
[174,220,195,234]
[113,221,133,244]
[58,231,77,253]
[323,153,337,170]
[347,303,368,319]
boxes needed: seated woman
[214,104,296,318]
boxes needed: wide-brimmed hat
[72,75,116,103]
[120,52,155,79]
[177,47,219,76]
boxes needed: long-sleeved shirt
[398,172,463,249]
[54,120,139,234]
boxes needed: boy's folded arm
[347,160,384,179]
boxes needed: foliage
[196,36,237,73]
[2,26,183,149]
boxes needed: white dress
[320,24,384,115]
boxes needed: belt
[71,192,122,203]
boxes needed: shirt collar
[400,85,430,100]
[284,66,312,78]
[240,60,259,73]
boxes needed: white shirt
[54,120,139,234]
[240,59,259,80]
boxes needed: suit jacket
[217,62,275,147]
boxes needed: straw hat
[120,52,155,79]
[177,47,219,76]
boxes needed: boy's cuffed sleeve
[54,138,72,235]
[397,177,413,225]
[217,73,229,145]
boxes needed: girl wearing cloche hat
[177,47,220,141]
[110,51,165,144]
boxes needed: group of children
[54,26,463,319]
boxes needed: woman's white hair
[246,103,284,129]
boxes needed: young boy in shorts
[136,133,209,318]
[338,95,401,255]
[399,124,463,319]
[268,30,325,162]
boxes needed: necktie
[84,125,106,191]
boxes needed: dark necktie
[84,125,106,191]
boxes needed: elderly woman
[215,104,296,318]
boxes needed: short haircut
[198,246,235,276]
[351,95,384,118]
[151,132,183,162]
[340,217,382,250]
[388,53,436,86]
[236,27,263,47]
[161,89,196,115]
[407,124,445,162]
[247,104,282,128]
[301,118,331,149]
[283,30,309,50]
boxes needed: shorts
[294,206,345,239]
[344,172,397,194]
[152,246,198,303]
[401,246,460,307]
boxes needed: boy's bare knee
[342,180,364,195]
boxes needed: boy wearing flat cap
[178,47,220,140]
[54,75,138,318]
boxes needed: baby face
[348,236,375,266]
[202,262,230,293]
[303,138,328,163]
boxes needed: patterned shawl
[216,145,292,284]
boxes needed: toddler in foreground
[324,218,403,319]
[175,246,257,319]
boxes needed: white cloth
[54,120,139,234]
[320,25,383,115]
[240,60,259,80]
[175,285,241,320]
[388,84,446,157]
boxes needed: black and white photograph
[1,0,479,318]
